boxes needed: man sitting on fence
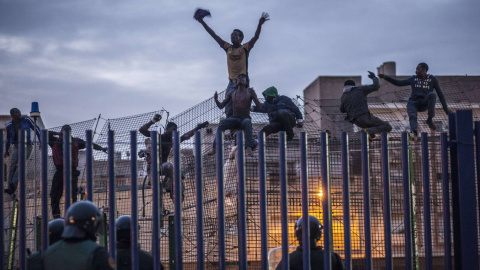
[139,114,208,202]
[340,71,392,141]
[275,215,344,270]
[209,73,262,157]
[49,125,107,218]
[251,86,303,141]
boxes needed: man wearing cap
[252,86,303,141]
[4,108,41,196]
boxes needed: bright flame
[317,188,323,197]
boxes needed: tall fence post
[216,130,226,269]
[19,128,27,270]
[173,130,183,270]
[321,131,332,270]
[361,132,372,269]
[41,130,49,253]
[195,131,205,270]
[279,131,289,270]
[401,132,413,270]
[258,131,268,270]
[107,129,116,260]
[236,131,247,270]
[381,132,392,270]
[150,131,161,270]
[455,110,479,269]
[441,133,452,270]
[300,132,311,270]
[85,130,94,202]
[421,133,432,269]
[130,131,139,270]
[448,113,462,269]
[475,121,480,236]
[0,128,4,268]
[341,132,351,270]
[63,128,72,215]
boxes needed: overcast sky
[1,0,479,128]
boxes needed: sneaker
[426,118,436,131]
[207,148,216,156]
[367,132,376,142]
[409,130,419,142]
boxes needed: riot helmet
[116,215,132,244]
[295,215,323,247]
[48,218,65,245]
[62,201,103,241]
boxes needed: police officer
[116,215,163,270]
[27,218,64,270]
[43,201,115,270]
[276,215,344,270]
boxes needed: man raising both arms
[195,8,269,117]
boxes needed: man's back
[276,247,344,270]
[116,244,158,270]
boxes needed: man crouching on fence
[139,113,208,203]
[49,125,107,218]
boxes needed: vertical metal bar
[441,133,452,270]
[421,132,432,269]
[448,113,461,269]
[236,131,247,270]
[341,132,351,270]
[150,131,161,270]
[173,130,183,270]
[279,131,289,270]
[63,128,72,215]
[19,128,27,270]
[381,132,393,270]
[85,130,94,202]
[41,130,49,253]
[216,130,226,270]
[300,132,310,270]
[401,132,413,270]
[455,110,479,269]
[107,129,116,260]
[475,121,480,239]
[0,129,3,267]
[195,131,205,270]
[361,132,372,269]
[258,131,268,270]
[130,131,139,270]
[321,131,332,270]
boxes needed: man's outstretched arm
[379,74,412,87]
[196,17,225,48]
[139,114,162,137]
[247,12,269,47]
[180,121,209,142]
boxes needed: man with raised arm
[194,8,269,117]
[379,62,451,140]
[138,114,208,202]
[340,71,392,141]
[210,73,262,157]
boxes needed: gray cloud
[1,0,479,127]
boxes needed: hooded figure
[252,86,303,141]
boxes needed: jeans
[7,144,33,191]
[50,167,80,218]
[354,113,392,135]
[261,109,296,140]
[213,116,256,149]
[224,81,237,118]
[407,92,437,131]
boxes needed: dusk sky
[1,0,479,128]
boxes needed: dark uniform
[43,200,114,270]
[27,218,65,270]
[276,246,344,270]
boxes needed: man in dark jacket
[379,62,451,139]
[27,218,65,270]
[48,125,107,218]
[252,86,303,141]
[340,71,392,140]
[275,215,344,270]
[115,215,164,270]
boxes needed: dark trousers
[50,166,79,218]
[407,92,437,131]
[261,109,296,141]
[354,113,392,135]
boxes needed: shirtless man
[210,74,262,156]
